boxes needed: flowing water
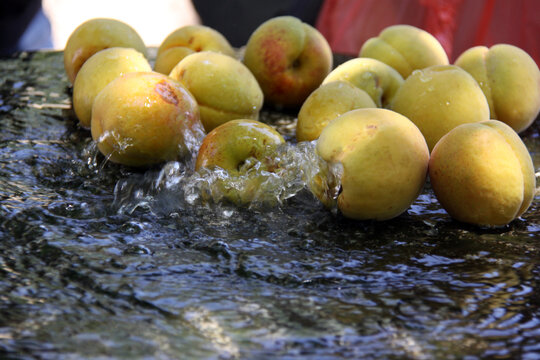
[1,51,540,359]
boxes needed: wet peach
[195,119,285,205]
[64,18,147,84]
[72,47,151,128]
[359,24,449,79]
[315,108,429,220]
[169,52,263,132]
[296,81,376,142]
[91,72,204,167]
[322,58,403,108]
[155,25,235,75]
[455,44,540,133]
[243,16,332,108]
[391,65,490,151]
[429,120,536,226]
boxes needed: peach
[322,57,404,108]
[155,25,235,75]
[429,120,536,226]
[296,81,376,142]
[359,24,449,79]
[64,18,147,84]
[196,119,284,172]
[243,16,333,108]
[315,108,430,220]
[195,119,285,205]
[91,72,205,167]
[455,44,540,133]
[154,47,195,75]
[72,47,151,128]
[391,65,490,151]
[169,51,263,132]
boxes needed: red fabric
[420,0,464,57]
[316,0,540,65]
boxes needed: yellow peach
[169,51,263,132]
[359,24,449,79]
[64,18,147,84]
[455,44,540,133]
[91,72,204,167]
[315,108,429,220]
[196,119,284,173]
[296,81,376,142]
[391,65,490,151]
[154,47,195,75]
[72,47,151,128]
[322,58,404,108]
[243,16,333,108]
[429,120,536,226]
[195,119,285,205]
[155,25,235,75]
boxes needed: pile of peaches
[64,16,540,227]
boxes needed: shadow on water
[0,51,539,359]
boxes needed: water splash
[536,171,540,196]
[91,119,205,170]
[184,306,240,359]
[112,141,343,215]
[178,118,206,168]
[81,140,107,172]
[360,71,375,81]
[414,69,432,83]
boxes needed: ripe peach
[391,65,490,151]
[154,47,195,75]
[359,24,449,79]
[169,51,263,132]
[91,72,204,167]
[315,108,430,220]
[243,16,333,108]
[155,25,235,75]
[195,119,285,205]
[72,47,151,128]
[322,57,404,108]
[296,81,376,142]
[429,120,536,226]
[196,119,284,172]
[64,18,147,84]
[455,44,540,133]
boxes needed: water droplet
[12,81,25,89]
[415,70,432,83]
[222,209,234,217]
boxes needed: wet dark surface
[1,51,540,359]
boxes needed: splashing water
[91,117,205,170]
[111,141,343,215]
[414,69,432,83]
[178,115,206,167]
[536,171,540,196]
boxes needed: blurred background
[0,0,322,55]
[0,0,200,55]
[0,0,538,65]
[42,0,200,50]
